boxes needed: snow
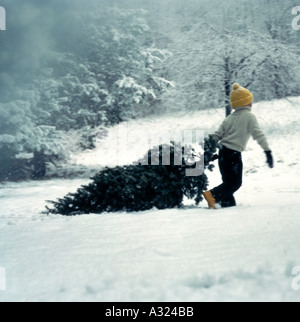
[1,97,300,302]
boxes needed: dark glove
[212,154,219,161]
[265,151,274,168]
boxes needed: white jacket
[212,106,270,152]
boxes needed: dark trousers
[211,146,243,208]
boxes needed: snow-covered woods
[148,0,300,114]
[0,2,173,179]
[1,0,300,179]
[1,0,300,302]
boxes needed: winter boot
[203,191,217,210]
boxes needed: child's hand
[212,154,219,161]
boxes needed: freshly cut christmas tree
[46,137,217,215]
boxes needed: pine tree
[35,7,173,150]
[1,5,174,180]
[45,137,217,215]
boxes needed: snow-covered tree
[194,28,300,116]
[1,5,174,180]
[154,0,300,115]
[37,8,173,145]
[0,100,34,162]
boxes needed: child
[203,83,274,209]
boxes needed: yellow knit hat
[230,83,254,108]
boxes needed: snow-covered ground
[1,97,300,302]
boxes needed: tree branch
[233,52,256,71]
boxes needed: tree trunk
[224,57,232,117]
[32,151,46,179]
